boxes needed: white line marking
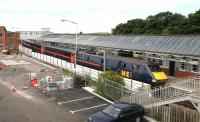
[57,96,94,105]
[69,103,108,114]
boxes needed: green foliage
[100,71,124,86]
[62,69,75,77]
[154,112,162,121]
[97,72,132,101]
[112,9,200,35]
[84,74,98,86]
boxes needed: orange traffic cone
[10,86,16,92]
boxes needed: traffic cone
[10,86,16,92]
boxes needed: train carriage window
[141,66,148,73]
[124,63,126,68]
[101,59,104,64]
[132,65,135,71]
[77,54,81,59]
[135,65,141,73]
[66,52,70,57]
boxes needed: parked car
[88,102,144,122]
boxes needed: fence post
[101,78,103,94]
[131,79,133,90]
[121,85,124,100]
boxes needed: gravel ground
[0,55,84,122]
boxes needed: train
[22,40,168,85]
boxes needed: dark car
[88,102,144,122]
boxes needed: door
[169,61,175,76]
[70,53,74,63]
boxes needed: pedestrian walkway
[121,75,200,111]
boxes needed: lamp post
[61,19,78,72]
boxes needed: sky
[0,0,200,33]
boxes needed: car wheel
[136,117,141,122]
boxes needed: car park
[88,102,144,122]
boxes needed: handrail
[122,75,200,107]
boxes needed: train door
[70,53,74,63]
[169,61,175,76]
[41,45,45,53]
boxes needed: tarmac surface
[0,55,109,122]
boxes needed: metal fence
[96,77,136,101]
[146,104,200,122]
[121,75,200,108]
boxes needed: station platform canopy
[32,34,200,57]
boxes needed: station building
[0,26,52,54]
[25,34,200,77]
[19,28,52,40]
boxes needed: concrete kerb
[82,87,114,104]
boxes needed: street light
[61,19,78,72]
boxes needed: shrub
[100,71,124,86]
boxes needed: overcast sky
[0,0,200,33]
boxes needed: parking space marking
[69,103,108,114]
[57,96,94,105]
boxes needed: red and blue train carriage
[22,40,167,85]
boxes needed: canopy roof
[32,34,200,57]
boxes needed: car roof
[112,102,144,110]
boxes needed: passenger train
[22,40,168,86]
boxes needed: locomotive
[22,40,168,85]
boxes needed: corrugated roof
[32,34,200,57]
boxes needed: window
[0,34,2,37]
[192,59,198,61]
[192,65,198,73]
[132,65,135,70]
[141,66,148,73]
[124,63,126,68]
[147,58,163,66]
[180,62,186,71]
[8,33,12,37]
[102,105,121,118]
[120,108,133,117]
[101,59,104,64]
[135,65,141,73]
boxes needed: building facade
[0,26,20,54]
[19,28,52,40]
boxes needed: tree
[112,23,129,34]
[188,9,200,34]
[112,9,200,35]
[127,19,147,34]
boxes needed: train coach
[22,40,168,85]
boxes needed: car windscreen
[102,105,121,118]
